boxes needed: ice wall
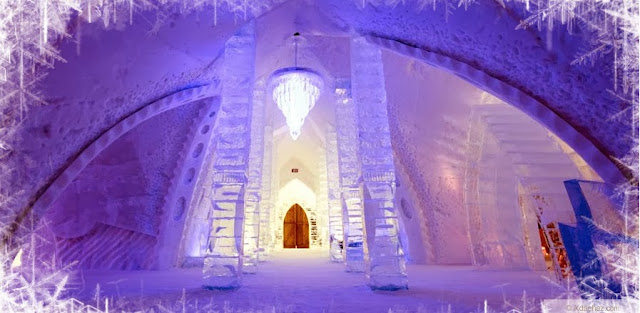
[386,55,479,265]
[39,100,205,270]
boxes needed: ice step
[500,142,560,153]
[518,177,571,193]
[495,138,554,145]
[509,152,573,164]
[513,163,581,178]
[482,114,538,124]
[490,130,550,140]
[474,105,523,115]
[487,121,547,132]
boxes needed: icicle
[10,249,23,269]
[42,0,48,45]
[546,18,553,51]
[613,17,618,91]
[103,3,110,28]
[94,283,100,309]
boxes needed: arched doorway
[283,204,310,249]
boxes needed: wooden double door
[283,204,309,249]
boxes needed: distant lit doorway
[283,204,310,248]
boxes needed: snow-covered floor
[68,249,565,312]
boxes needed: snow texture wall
[38,100,205,270]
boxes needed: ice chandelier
[269,34,323,140]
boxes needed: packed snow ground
[67,249,565,312]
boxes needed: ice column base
[202,257,242,290]
[367,255,408,290]
[345,248,365,273]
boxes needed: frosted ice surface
[351,35,407,290]
[202,21,256,289]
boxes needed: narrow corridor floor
[69,249,564,312]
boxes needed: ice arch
[278,179,317,213]
[366,35,624,184]
[4,84,221,249]
[276,179,318,248]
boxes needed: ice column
[334,79,366,272]
[270,144,279,250]
[326,128,344,262]
[317,146,329,247]
[202,22,256,289]
[243,83,265,274]
[258,125,273,261]
[351,36,408,290]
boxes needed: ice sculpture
[258,125,274,262]
[243,83,266,274]
[334,79,365,272]
[326,128,345,262]
[350,36,407,290]
[202,21,256,289]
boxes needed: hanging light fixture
[269,33,323,140]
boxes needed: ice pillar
[334,79,366,272]
[351,36,408,290]
[326,128,344,262]
[317,146,329,248]
[258,125,274,261]
[202,22,256,289]
[243,82,265,273]
[270,143,279,250]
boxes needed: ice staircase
[475,104,585,220]
[472,103,592,275]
